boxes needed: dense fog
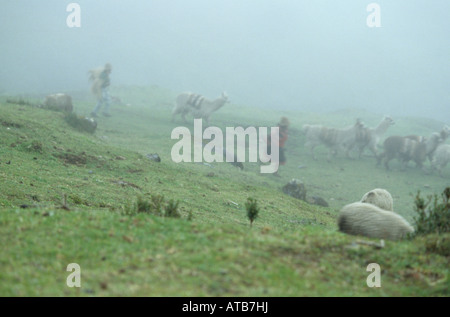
[1,0,449,120]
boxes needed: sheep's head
[430,132,443,143]
[221,91,229,103]
[440,125,449,140]
[425,132,444,154]
[355,118,365,130]
[383,116,395,126]
[360,188,394,211]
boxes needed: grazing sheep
[338,202,414,241]
[360,188,393,211]
[431,144,450,177]
[302,119,364,161]
[406,132,444,162]
[172,92,228,124]
[350,116,395,159]
[44,93,73,112]
[377,136,428,170]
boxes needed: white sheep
[338,202,414,241]
[302,119,364,161]
[172,92,228,124]
[360,188,394,211]
[431,144,450,177]
[44,93,73,112]
[425,133,444,161]
[350,116,395,159]
[407,132,444,162]
[377,136,428,170]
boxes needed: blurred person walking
[89,63,112,117]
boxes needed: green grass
[0,86,448,296]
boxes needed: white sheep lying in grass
[302,119,364,161]
[431,144,450,177]
[338,202,414,241]
[172,91,228,124]
[360,188,394,212]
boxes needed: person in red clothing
[265,117,289,176]
[277,117,289,166]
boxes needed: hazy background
[0,0,449,120]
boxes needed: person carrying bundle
[89,63,112,117]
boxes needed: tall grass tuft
[165,199,181,218]
[125,194,181,218]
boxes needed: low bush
[413,187,450,236]
[125,194,181,218]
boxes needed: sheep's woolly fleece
[338,202,414,241]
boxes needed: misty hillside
[1,85,449,296]
[1,1,449,299]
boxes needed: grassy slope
[0,86,448,296]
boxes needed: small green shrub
[165,199,181,218]
[149,194,165,216]
[25,140,43,153]
[30,140,43,153]
[245,197,259,227]
[187,209,193,221]
[136,195,151,213]
[125,195,181,218]
[6,98,35,106]
[18,139,44,154]
[413,187,450,236]
[123,200,135,216]
[423,233,450,256]
[70,195,83,205]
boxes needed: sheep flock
[302,117,449,176]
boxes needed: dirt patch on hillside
[1,119,22,128]
[55,151,97,166]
